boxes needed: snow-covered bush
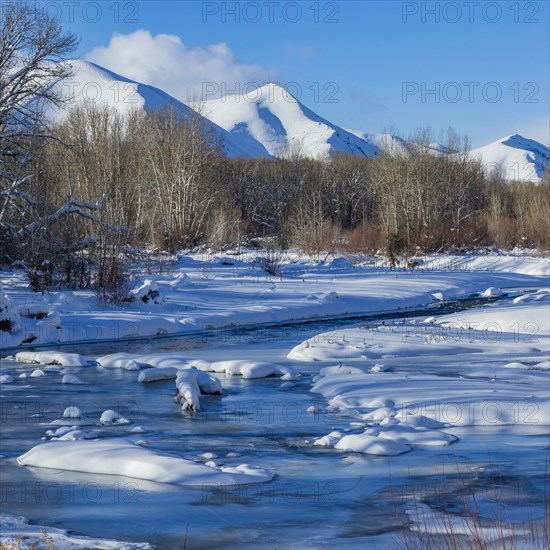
[28,256,92,292]
[94,257,131,304]
[256,249,286,277]
[0,282,18,332]
[130,279,163,304]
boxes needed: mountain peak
[204,85,377,159]
[244,82,300,104]
[470,134,549,182]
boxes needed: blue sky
[53,1,548,147]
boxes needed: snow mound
[195,359,297,380]
[53,429,98,441]
[97,353,141,371]
[175,369,222,411]
[100,410,130,425]
[209,360,277,379]
[130,279,163,304]
[63,406,82,419]
[481,287,502,297]
[17,439,273,486]
[328,257,353,269]
[62,374,85,384]
[288,340,369,362]
[138,367,179,382]
[312,365,365,383]
[334,432,410,456]
[375,424,457,446]
[513,288,550,304]
[313,431,343,447]
[15,351,88,367]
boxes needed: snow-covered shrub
[28,260,53,292]
[28,255,92,292]
[0,282,18,332]
[94,256,131,304]
[130,279,163,304]
[256,249,286,277]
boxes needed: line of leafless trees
[4,101,549,265]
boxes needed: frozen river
[1,292,549,549]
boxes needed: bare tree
[141,106,223,250]
[0,0,78,243]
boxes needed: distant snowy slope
[351,131,455,157]
[468,134,549,183]
[352,129,549,182]
[351,132,409,155]
[45,60,268,159]
[204,83,378,160]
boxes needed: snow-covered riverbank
[1,251,548,351]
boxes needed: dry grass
[392,459,549,550]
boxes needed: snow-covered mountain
[203,83,378,160]
[352,130,548,182]
[45,60,269,159]
[44,61,549,179]
[468,134,549,183]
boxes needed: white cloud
[85,30,274,101]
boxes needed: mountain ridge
[46,60,549,181]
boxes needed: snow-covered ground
[1,250,548,350]
[1,250,549,548]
